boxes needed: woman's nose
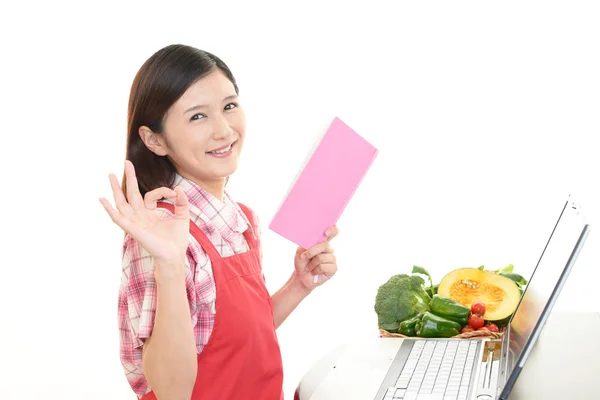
[212,115,233,139]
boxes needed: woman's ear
[139,126,168,156]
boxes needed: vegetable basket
[374,265,524,341]
[378,327,504,340]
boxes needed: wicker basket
[379,328,504,340]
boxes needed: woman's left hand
[293,226,339,291]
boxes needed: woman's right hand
[99,160,190,270]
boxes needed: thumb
[173,186,190,219]
[295,246,309,262]
[295,246,308,272]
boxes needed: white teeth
[210,144,232,154]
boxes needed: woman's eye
[224,102,238,111]
[190,113,205,121]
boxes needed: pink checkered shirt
[117,174,261,398]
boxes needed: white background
[1,1,599,399]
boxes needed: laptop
[369,196,591,400]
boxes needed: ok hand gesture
[99,161,190,268]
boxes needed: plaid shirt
[117,175,260,397]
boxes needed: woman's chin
[211,163,239,181]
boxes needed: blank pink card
[268,117,378,250]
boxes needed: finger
[311,262,337,277]
[144,187,177,210]
[172,186,190,220]
[325,225,339,241]
[305,253,336,273]
[99,197,129,230]
[310,263,337,283]
[296,246,307,257]
[124,160,145,209]
[301,240,333,260]
[109,173,133,215]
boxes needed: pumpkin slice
[437,268,521,322]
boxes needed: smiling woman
[98,44,340,400]
[123,46,243,200]
[138,70,244,198]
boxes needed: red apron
[141,202,284,400]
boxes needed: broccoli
[374,274,432,333]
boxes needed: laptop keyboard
[384,340,480,400]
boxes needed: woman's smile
[206,139,238,158]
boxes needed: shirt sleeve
[119,234,197,349]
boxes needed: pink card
[268,117,378,250]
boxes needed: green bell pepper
[498,272,528,286]
[398,313,423,336]
[416,311,462,338]
[429,294,470,325]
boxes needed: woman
[99,44,339,400]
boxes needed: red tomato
[486,323,499,332]
[471,302,486,316]
[468,314,485,330]
[478,326,489,331]
[461,326,474,334]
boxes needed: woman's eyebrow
[184,95,239,114]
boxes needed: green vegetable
[375,274,431,332]
[379,322,401,333]
[494,264,515,274]
[416,311,462,338]
[482,264,528,287]
[429,294,471,325]
[425,284,439,298]
[498,272,528,287]
[412,266,436,296]
[399,312,423,336]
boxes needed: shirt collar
[168,174,254,240]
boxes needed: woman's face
[155,69,245,187]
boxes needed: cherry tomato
[461,326,474,334]
[478,326,489,331]
[486,323,499,332]
[468,314,485,330]
[471,302,486,316]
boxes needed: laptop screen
[499,198,589,396]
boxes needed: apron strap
[236,202,259,250]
